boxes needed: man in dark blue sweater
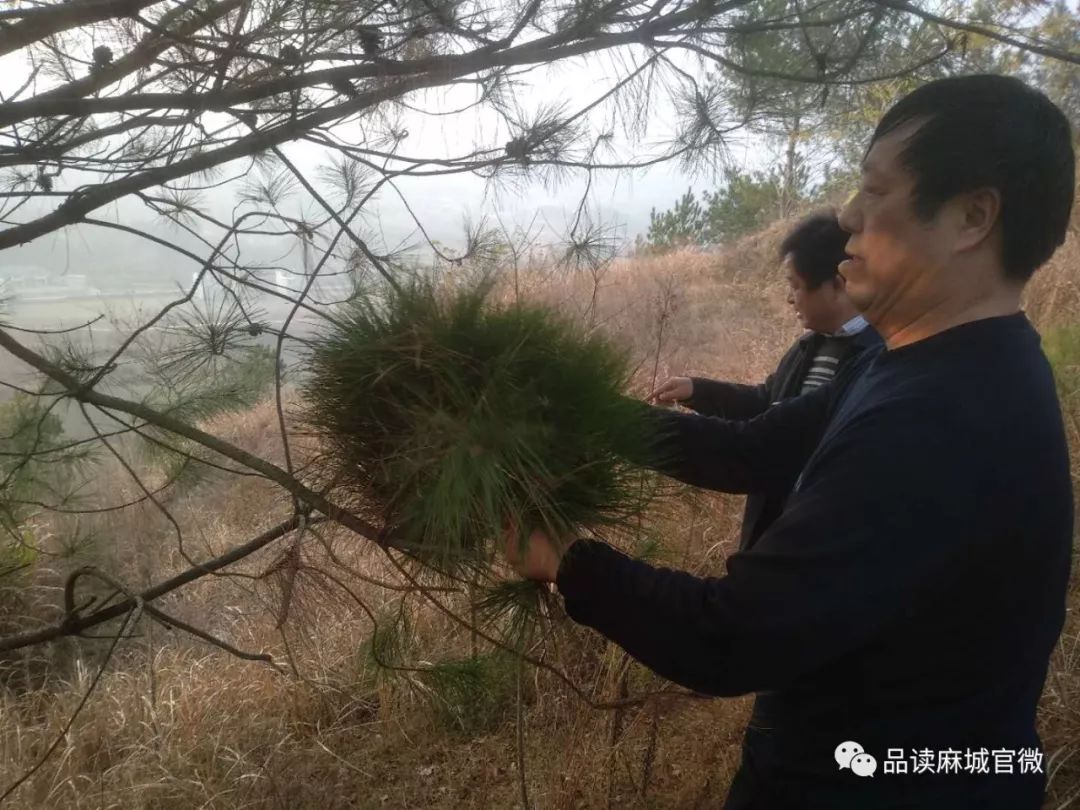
[505,75,1075,809]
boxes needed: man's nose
[838,190,860,233]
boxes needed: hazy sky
[1,41,777,282]
[310,50,773,248]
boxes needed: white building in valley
[273,269,354,302]
[1,266,98,300]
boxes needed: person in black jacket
[504,75,1075,810]
[651,212,882,550]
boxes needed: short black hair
[779,211,849,290]
[870,74,1075,282]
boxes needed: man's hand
[503,525,564,583]
[649,376,693,404]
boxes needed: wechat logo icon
[835,741,878,777]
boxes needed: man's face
[837,122,954,324]
[784,255,845,333]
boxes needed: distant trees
[642,189,706,251]
[641,157,816,251]
[640,0,1080,254]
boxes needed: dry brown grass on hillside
[1,210,1078,809]
[1026,219,1080,328]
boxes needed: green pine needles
[302,277,658,573]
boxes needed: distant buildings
[185,268,354,308]
[272,269,354,302]
[0,266,98,301]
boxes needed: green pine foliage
[643,188,706,251]
[138,344,279,491]
[0,394,95,623]
[368,602,412,670]
[418,650,518,734]
[0,394,87,531]
[473,579,549,650]
[640,162,817,253]
[302,276,658,573]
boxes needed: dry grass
[1,210,1078,809]
[1025,219,1080,328]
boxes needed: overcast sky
[1,42,777,283]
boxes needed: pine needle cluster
[302,277,657,573]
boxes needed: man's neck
[881,287,1023,350]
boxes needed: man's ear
[955,187,1001,253]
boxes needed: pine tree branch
[14,0,244,114]
[658,36,956,86]
[0,0,168,58]
[0,514,312,653]
[873,0,1080,67]
[0,327,384,546]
